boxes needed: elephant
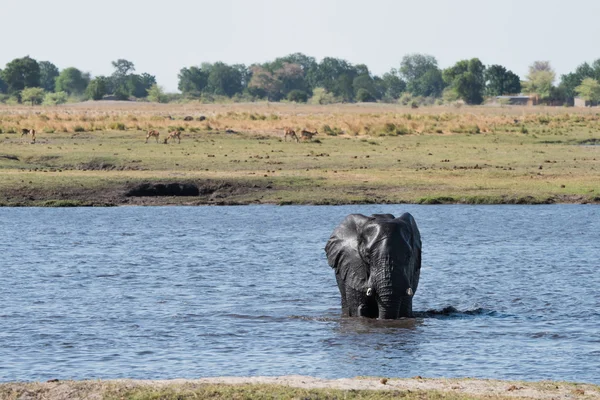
[325,213,422,319]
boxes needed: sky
[3,0,600,92]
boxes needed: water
[0,205,599,383]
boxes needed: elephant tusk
[406,288,413,296]
[366,288,373,297]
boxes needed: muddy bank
[0,178,598,207]
[1,376,598,400]
[0,179,271,207]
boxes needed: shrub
[43,91,68,105]
[147,84,168,103]
[398,92,413,105]
[21,87,45,105]
[322,125,343,136]
[109,122,126,130]
[355,88,375,102]
[287,90,308,103]
[73,125,85,132]
[380,122,411,136]
[308,87,337,105]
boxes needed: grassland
[1,376,598,400]
[1,102,599,206]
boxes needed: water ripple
[0,204,599,384]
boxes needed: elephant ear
[325,214,372,292]
[398,212,422,269]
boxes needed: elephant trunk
[377,297,402,319]
[371,263,414,319]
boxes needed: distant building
[574,97,596,107]
[495,95,538,106]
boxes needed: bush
[398,92,413,105]
[287,90,308,103]
[109,122,126,130]
[73,125,85,132]
[147,84,168,103]
[380,122,411,136]
[308,87,338,105]
[355,88,375,102]
[21,87,45,105]
[322,125,343,136]
[43,91,68,105]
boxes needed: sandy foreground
[2,376,599,399]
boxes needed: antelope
[145,130,160,143]
[300,129,318,141]
[164,130,181,144]
[21,128,36,143]
[283,127,299,142]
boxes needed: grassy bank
[1,377,598,400]
[1,103,599,206]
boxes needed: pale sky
[3,0,600,92]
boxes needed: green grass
[1,379,597,400]
[0,121,599,206]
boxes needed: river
[0,205,598,383]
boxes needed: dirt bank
[1,376,598,400]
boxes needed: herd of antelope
[17,126,316,146]
[283,128,318,142]
[145,130,182,144]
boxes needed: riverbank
[1,103,598,206]
[1,376,598,399]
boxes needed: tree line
[2,53,600,105]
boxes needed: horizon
[4,0,600,92]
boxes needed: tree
[400,54,445,97]
[86,76,109,100]
[39,61,59,92]
[410,68,445,97]
[522,61,555,99]
[380,69,406,100]
[205,62,243,97]
[356,88,375,102]
[307,57,357,96]
[485,65,521,96]
[126,73,156,98]
[274,62,306,96]
[335,73,355,102]
[55,67,90,95]
[271,53,317,75]
[1,56,40,94]
[178,66,209,95]
[111,59,135,76]
[248,65,282,100]
[21,87,45,106]
[287,89,308,102]
[147,84,168,103]
[111,59,135,99]
[353,74,377,100]
[575,78,600,103]
[558,59,600,100]
[442,58,486,104]
[0,70,7,93]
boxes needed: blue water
[0,205,599,383]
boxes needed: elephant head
[325,213,422,319]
